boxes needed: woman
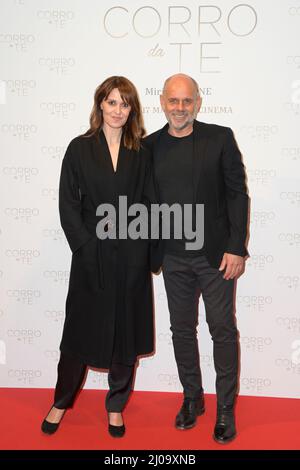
[41,76,154,438]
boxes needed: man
[145,74,249,444]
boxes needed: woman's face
[101,88,131,130]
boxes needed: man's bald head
[160,74,201,137]
[162,74,200,98]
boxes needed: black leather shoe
[108,413,126,438]
[213,404,236,444]
[41,407,66,435]
[175,395,205,430]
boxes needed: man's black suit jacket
[143,120,249,272]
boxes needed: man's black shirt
[154,129,205,256]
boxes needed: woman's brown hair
[83,76,145,151]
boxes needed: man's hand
[219,253,245,280]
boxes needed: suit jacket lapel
[192,121,209,203]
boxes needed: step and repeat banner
[0,0,299,398]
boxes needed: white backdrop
[0,0,299,398]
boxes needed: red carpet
[1,388,299,450]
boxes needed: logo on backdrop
[280,191,300,208]
[102,4,258,72]
[43,228,67,244]
[2,167,39,184]
[281,147,300,162]
[275,357,300,374]
[0,33,35,53]
[7,289,41,305]
[4,207,39,224]
[7,329,42,345]
[241,377,271,393]
[237,295,272,311]
[44,310,64,324]
[2,79,36,97]
[1,123,38,141]
[41,145,66,161]
[250,211,276,230]
[241,336,272,353]
[42,187,59,201]
[240,125,279,142]
[247,254,274,271]
[38,57,76,75]
[277,316,300,333]
[277,275,299,291]
[5,249,40,265]
[43,270,70,285]
[37,10,75,29]
[40,102,76,119]
[8,369,42,385]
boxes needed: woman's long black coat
[58,130,154,368]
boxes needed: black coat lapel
[88,130,138,203]
[116,143,139,202]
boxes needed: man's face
[160,78,201,135]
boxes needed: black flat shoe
[41,407,66,435]
[108,413,125,438]
[108,423,125,438]
[175,395,205,430]
[213,404,236,444]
